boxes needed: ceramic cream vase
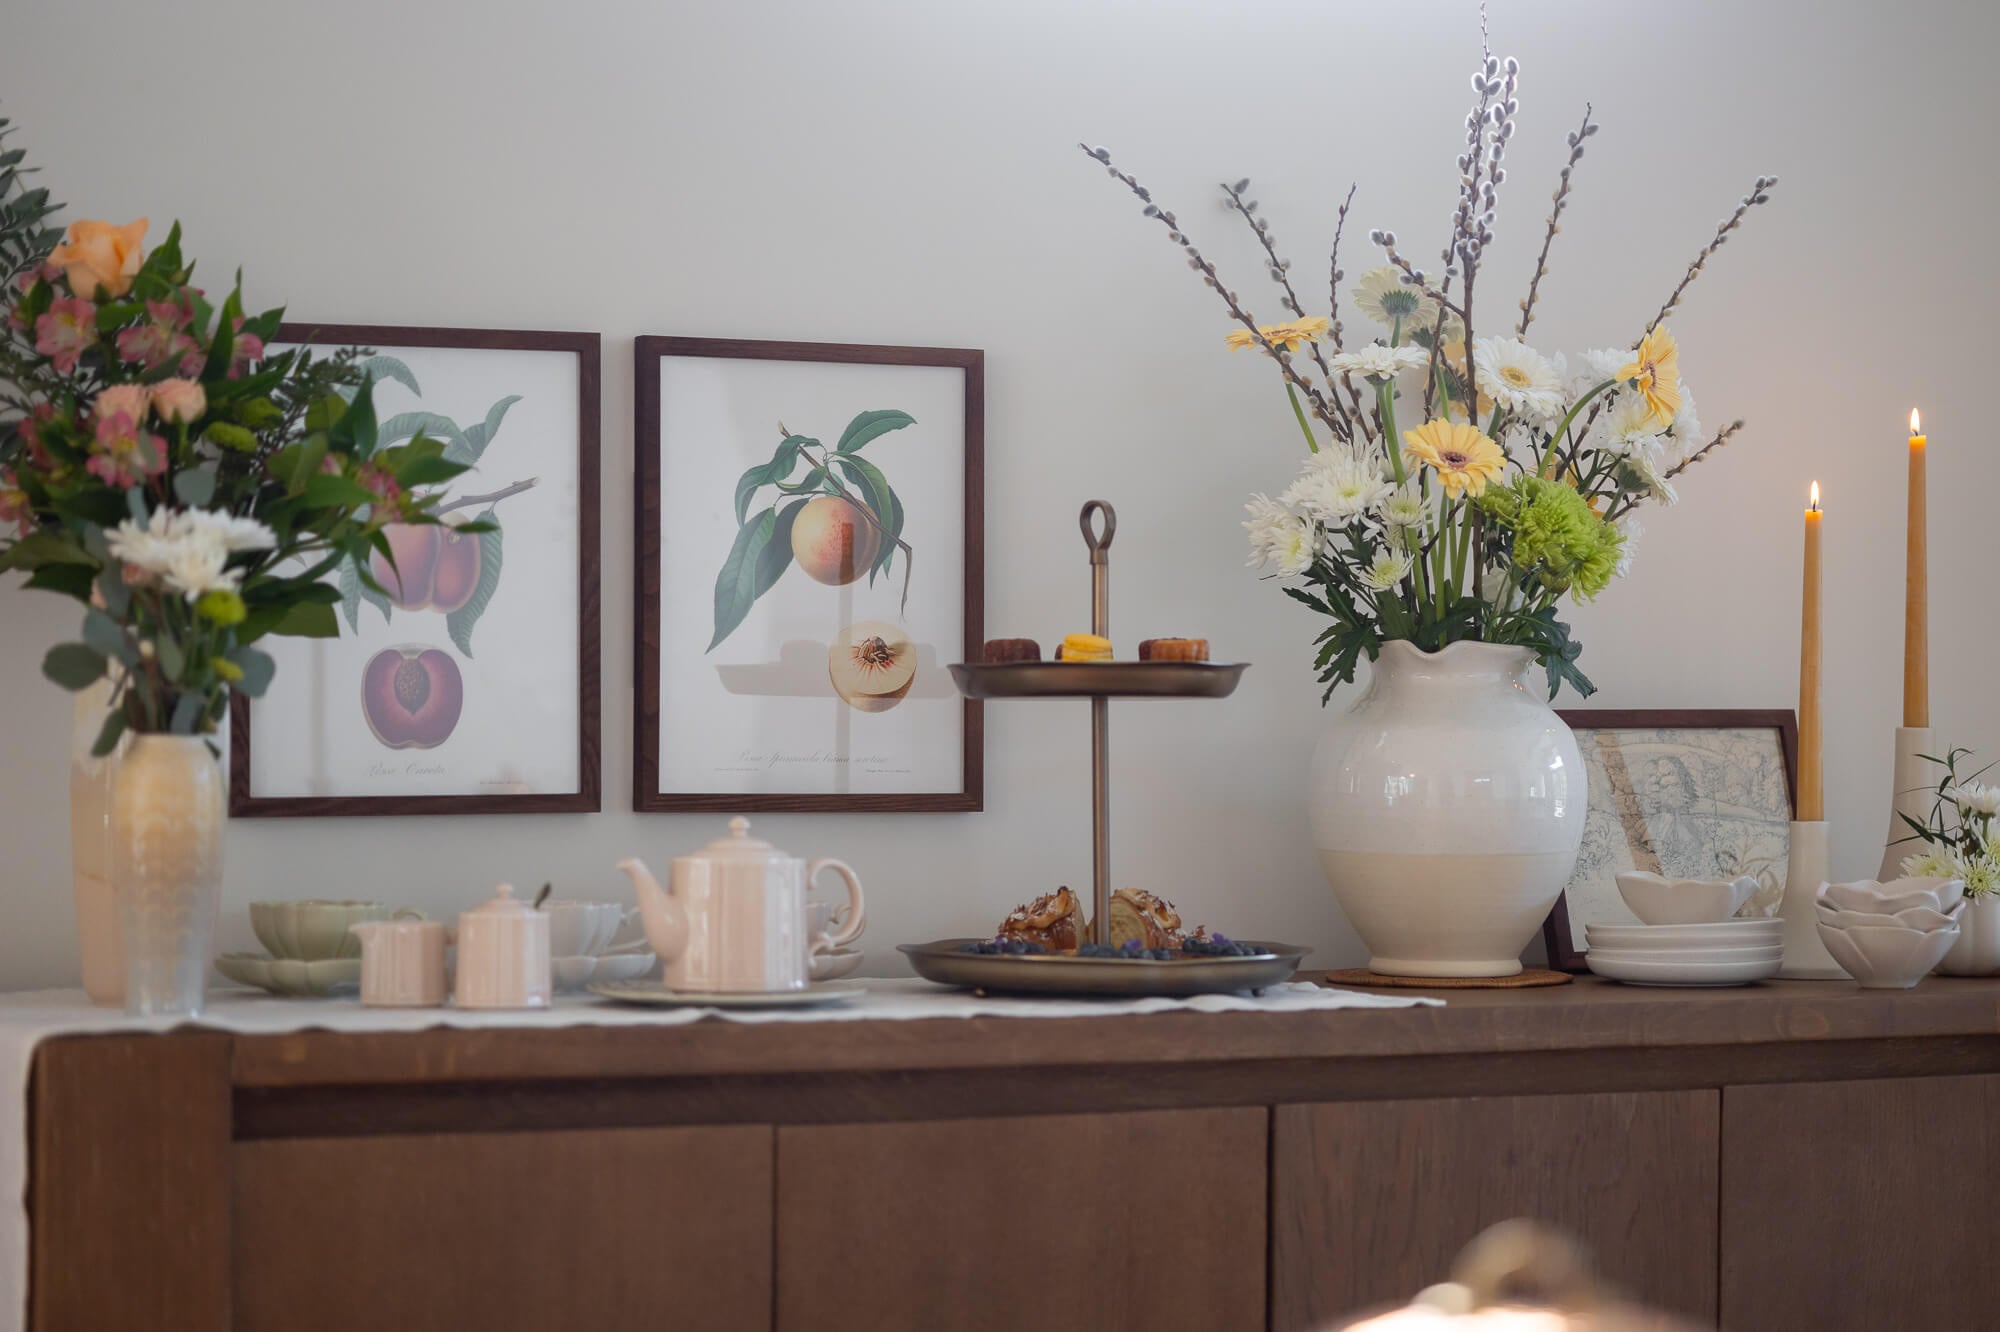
[69,680,126,1005]
[111,735,225,1017]
[1936,894,2000,976]
[1310,640,1586,977]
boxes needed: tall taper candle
[1799,482,1824,822]
[1904,409,1928,728]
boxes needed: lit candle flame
[1911,408,1922,435]
[1809,480,1821,511]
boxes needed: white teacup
[807,898,862,944]
[545,901,637,958]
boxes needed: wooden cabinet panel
[777,1108,1266,1332]
[1722,1075,2000,1329]
[1272,1091,1718,1330]
[234,1125,772,1332]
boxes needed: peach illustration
[828,621,916,712]
[371,522,482,613]
[361,646,465,749]
[790,495,882,586]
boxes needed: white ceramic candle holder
[1877,726,1937,881]
[1779,821,1844,979]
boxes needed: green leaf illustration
[735,435,810,522]
[445,509,506,658]
[338,555,362,631]
[708,507,777,652]
[836,409,915,454]
[380,410,466,454]
[361,355,421,397]
[756,498,808,597]
[452,395,522,465]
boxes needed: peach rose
[149,378,206,425]
[91,384,152,425]
[49,219,148,300]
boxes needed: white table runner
[1,977,1438,1320]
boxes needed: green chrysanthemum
[1479,475,1624,601]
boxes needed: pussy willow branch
[1519,103,1595,336]
[1327,182,1356,353]
[1662,419,1746,480]
[1218,180,1363,441]
[1080,144,1351,445]
[1645,175,1778,336]
[438,476,538,514]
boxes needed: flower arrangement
[1,177,470,752]
[1898,747,1999,898]
[1080,36,1775,700]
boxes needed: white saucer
[1586,944,1780,966]
[810,947,865,983]
[588,979,866,1008]
[552,952,656,992]
[1586,951,1781,987]
[1586,920,1780,948]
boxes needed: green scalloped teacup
[249,900,406,961]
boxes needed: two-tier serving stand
[899,501,1308,997]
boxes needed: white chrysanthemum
[1328,343,1429,382]
[1379,481,1428,529]
[1958,781,2000,819]
[1244,494,1315,577]
[1601,393,1668,458]
[106,507,260,599]
[174,509,276,552]
[1669,381,1702,451]
[1360,549,1415,592]
[1619,439,1679,506]
[1901,849,1958,882]
[1966,851,2000,898]
[1351,265,1428,326]
[1282,447,1395,525]
[1578,347,1630,385]
[162,539,241,598]
[1473,337,1566,420]
[1613,515,1644,578]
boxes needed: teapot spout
[617,857,687,962]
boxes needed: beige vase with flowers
[69,678,126,1004]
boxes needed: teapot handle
[805,859,866,954]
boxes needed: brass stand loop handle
[1080,500,1116,562]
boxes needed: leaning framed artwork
[230,324,601,816]
[634,336,983,812]
[1541,709,1798,970]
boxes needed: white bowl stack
[1585,873,1781,986]
[1813,877,1965,989]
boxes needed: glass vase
[111,734,225,1017]
[69,678,125,1005]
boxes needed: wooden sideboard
[27,976,2000,1331]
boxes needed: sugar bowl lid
[463,882,538,918]
[683,816,789,864]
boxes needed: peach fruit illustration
[361,646,465,749]
[828,621,916,712]
[371,523,482,613]
[790,496,882,586]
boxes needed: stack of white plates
[1584,918,1783,986]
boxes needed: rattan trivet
[1315,967,1573,989]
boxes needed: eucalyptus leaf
[708,508,777,652]
[172,469,216,507]
[229,644,277,698]
[156,633,185,683]
[42,643,107,691]
[170,692,204,735]
[444,510,505,658]
[81,610,135,665]
[89,708,127,759]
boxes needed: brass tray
[948,660,1249,700]
[899,939,1308,997]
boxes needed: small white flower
[175,509,276,552]
[1578,347,1630,385]
[104,506,265,600]
[162,539,241,599]
[1473,337,1566,420]
[1669,381,1702,451]
[1901,849,1959,882]
[1351,265,1428,326]
[1328,342,1430,382]
[1360,549,1415,592]
[1957,782,2000,819]
[1966,851,2000,898]
[1613,515,1644,578]
[1619,439,1679,506]
[1282,447,1396,526]
[1244,494,1316,577]
[1601,393,1668,458]
[1379,481,1428,529]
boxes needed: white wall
[1,0,1993,987]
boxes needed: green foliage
[0,111,62,290]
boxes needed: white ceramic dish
[1615,872,1759,926]
[1812,901,1961,933]
[551,952,656,992]
[1585,951,1781,986]
[809,947,864,983]
[215,953,362,997]
[1820,877,1965,916]
[588,979,866,1008]
[1584,944,1781,966]
[1816,919,1961,989]
[1585,920,1780,949]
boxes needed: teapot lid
[688,816,785,862]
[464,882,537,918]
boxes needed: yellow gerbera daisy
[1403,419,1508,499]
[1618,325,1682,427]
[1225,316,1330,353]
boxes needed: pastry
[1138,637,1209,663]
[983,637,1042,663]
[998,886,1088,951]
[1106,888,1184,949]
[1055,633,1113,662]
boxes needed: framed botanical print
[1541,709,1798,970]
[230,324,600,816]
[634,336,983,812]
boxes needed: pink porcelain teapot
[617,818,865,993]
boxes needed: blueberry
[1119,939,1144,956]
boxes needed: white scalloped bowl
[1820,877,1965,916]
[1614,872,1760,926]
[1815,919,1961,989]
[1813,900,1963,933]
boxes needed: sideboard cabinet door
[1272,1091,1719,1330]
[1722,1075,2000,1330]
[776,1108,1267,1332]
[234,1125,773,1332]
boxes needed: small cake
[983,637,1042,663]
[1055,633,1113,662]
[1138,638,1210,663]
[998,886,1088,951]
[1106,888,1184,949]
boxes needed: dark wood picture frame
[1541,708,1799,971]
[229,323,601,817]
[633,336,983,813]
